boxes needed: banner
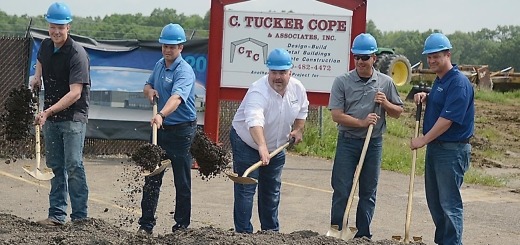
[29,28,208,140]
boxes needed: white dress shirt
[232,75,309,152]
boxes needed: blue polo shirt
[146,54,196,125]
[423,65,474,141]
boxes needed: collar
[161,54,183,70]
[437,64,459,84]
[52,36,73,54]
[351,68,377,83]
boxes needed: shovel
[141,97,171,177]
[327,104,380,240]
[23,90,54,181]
[392,102,423,243]
[226,137,295,184]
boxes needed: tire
[376,54,412,86]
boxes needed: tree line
[1,8,518,71]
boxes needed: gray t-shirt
[328,68,403,138]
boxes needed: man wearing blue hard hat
[31,2,91,226]
[411,33,474,245]
[230,48,309,233]
[327,33,403,239]
[136,23,197,235]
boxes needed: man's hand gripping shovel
[326,103,380,240]
[141,96,171,177]
[22,89,54,181]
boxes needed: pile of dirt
[191,127,232,180]
[0,213,425,245]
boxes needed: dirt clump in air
[191,127,232,180]
[0,85,37,163]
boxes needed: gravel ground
[0,213,426,245]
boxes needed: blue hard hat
[266,48,293,70]
[45,2,72,24]
[159,23,186,45]
[422,33,452,54]
[351,33,378,55]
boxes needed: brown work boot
[36,218,64,226]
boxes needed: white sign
[221,10,352,93]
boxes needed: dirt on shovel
[130,143,166,173]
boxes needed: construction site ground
[1,98,519,244]
[1,153,519,244]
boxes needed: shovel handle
[340,103,379,237]
[415,102,422,122]
[242,138,295,177]
[33,89,41,169]
[35,124,41,169]
[341,124,374,234]
[152,96,158,145]
[404,102,422,242]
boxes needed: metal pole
[319,106,323,138]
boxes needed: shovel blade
[326,225,340,238]
[391,235,402,241]
[340,226,357,240]
[226,171,258,184]
[23,165,54,181]
[141,159,171,177]
[326,225,357,240]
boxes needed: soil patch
[471,100,520,188]
[0,213,425,245]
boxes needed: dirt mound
[0,213,425,245]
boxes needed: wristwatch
[157,112,165,119]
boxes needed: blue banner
[29,28,209,140]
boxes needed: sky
[1,0,518,34]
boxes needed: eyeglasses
[353,55,372,61]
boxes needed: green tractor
[375,48,412,86]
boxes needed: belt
[161,120,197,130]
[430,138,470,144]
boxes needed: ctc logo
[237,47,260,61]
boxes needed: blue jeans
[138,122,196,231]
[330,132,383,239]
[43,121,88,222]
[425,142,471,245]
[230,128,286,233]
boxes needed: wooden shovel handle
[404,102,422,243]
[341,103,380,235]
[341,124,374,232]
[34,89,41,169]
[152,97,158,145]
[242,138,295,177]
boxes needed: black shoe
[137,227,153,236]
[171,224,187,232]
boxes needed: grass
[465,168,506,187]
[475,89,520,104]
[292,87,510,187]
